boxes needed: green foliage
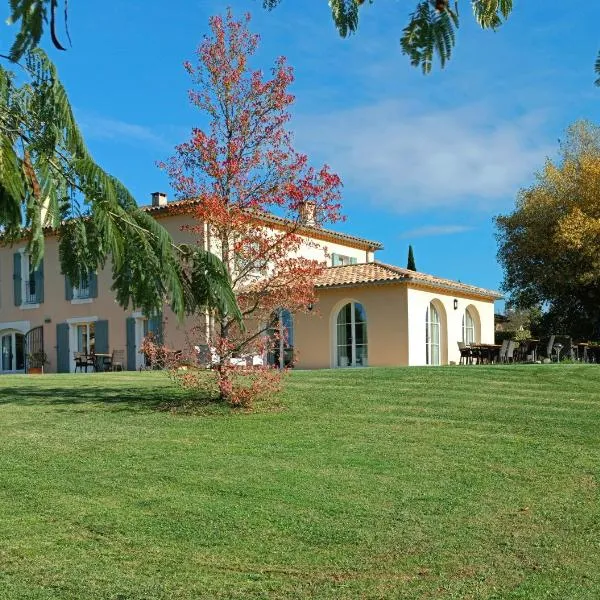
[401,1,458,74]
[265,0,513,74]
[5,0,69,62]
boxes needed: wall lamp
[453,298,458,310]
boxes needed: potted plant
[27,350,49,374]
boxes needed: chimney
[298,201,317,226]
[151,191,168,207]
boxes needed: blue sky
[29,1,600,307]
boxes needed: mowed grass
[0,366,599,599]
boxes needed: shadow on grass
[0,375,223,414]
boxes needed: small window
[331,253,358,267]
[25,255,37,304]
[73,273,91,300]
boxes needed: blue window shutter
[35,259,44,303]
[64,275,73,301]
[56,323,70,373]
[148,313,163,344]
[332,253,340,267]
[13,253,22,306]
[89,272,98,298]
[95,320,109,354]
[350,257,358,265]
[126,318,136,371]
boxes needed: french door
[336,302,368,367]
[1,332,25,373]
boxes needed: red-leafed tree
[161,10,343,405]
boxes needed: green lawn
[0,366,599,599]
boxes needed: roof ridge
[140,198,383,250]
[316,260,502,299]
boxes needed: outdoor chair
[506,340,517,363]
[457,341,472,365]
[74,352,94,373]
[497,339,509,363]
[74,352,87,373]
[111,349,125,371]
[544,335,556,361]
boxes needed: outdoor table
[93,353,112,372]
[576,342,589,362]
[470,344,502,364]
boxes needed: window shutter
[13,253,22,306]
[95,320,109,354]
[64,275,73,301]
[350,257,358,265]
[56,323,70,373]
[332,253,340,267]
[35,259,44,303]
[89,272,98,298]
[126,317,136,371]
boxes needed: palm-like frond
[401,1,458,74]
[472,0,512,29]
[179,245,243,323]
[595,50,600,86]
[0,48,240,321]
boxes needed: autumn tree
[161,10,342,404]
[496,121,600,339]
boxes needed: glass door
[429,304,440,366]
[1,332,25,372]
[2,334,13,371]
[336,302,368,367]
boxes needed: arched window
[335,301,368,367]
[425,303,441,365]
[1,331,25,373]
[462,308,475,345]
[267,309,294,368]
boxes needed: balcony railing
[24,281,38,304]
[73,284,90,300]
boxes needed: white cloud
[79,113,169,150]
[399,225,473,238]
[294,100,554,213]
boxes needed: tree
[161,10,343,404]
[406,244,416,270]
[496,121,600,339]
[0,7,240,320]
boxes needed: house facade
[0,195,500,374]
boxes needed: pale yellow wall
[406,287,496,366]
[294,284,409,369]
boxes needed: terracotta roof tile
[315,262,502,299]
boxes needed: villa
[0,193,501,373]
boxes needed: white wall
[406,287,495,366]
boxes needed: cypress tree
[407,245,417,271]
